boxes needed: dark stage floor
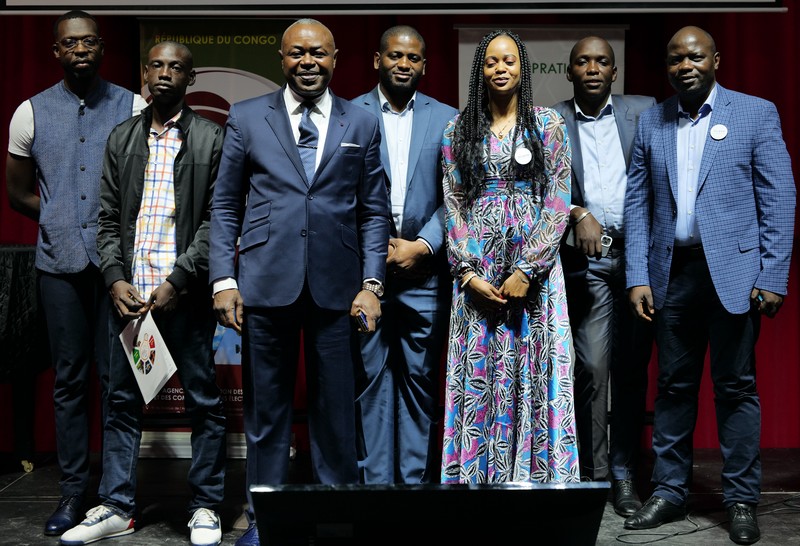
[1,449,799,545]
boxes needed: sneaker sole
[60,527,134,546]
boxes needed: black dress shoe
[44,494,83,536]
[624,495,685,530]
[613,479,643,517]
[728,503,760,544]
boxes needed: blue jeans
[99,295,226,517]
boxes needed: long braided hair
[453,30,546,204]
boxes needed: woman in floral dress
[441,29,579,484]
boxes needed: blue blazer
[553,94,656,208]
[351,88,458,271]
[625,85,796,314]
[209,87,391,311]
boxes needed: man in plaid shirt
[62,41,226,546]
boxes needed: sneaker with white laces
[60,505,134,545]
[188,507,222,546]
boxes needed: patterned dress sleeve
[442,116,482,276]
[516,107,572,278]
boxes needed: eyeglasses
[58,36,101,50]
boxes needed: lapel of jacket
[315,92,349,184]
[612,95,636,167]
[561,101,584,204]
[264,88,309,187]
[367,87,392,175]
[696,85,731,194]
[662,96,680,202]
[405,92,430,198]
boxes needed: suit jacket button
[307,194,314,200]
[301,229,307,237]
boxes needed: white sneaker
[60,505,134,545]
[188,507,222,546]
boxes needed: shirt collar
[574,95,613,121]
[677,83,717,121]
[149,110,182,137]
[284,86,332,118]
[377,86,415,114]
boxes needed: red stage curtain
[1,8,798,453]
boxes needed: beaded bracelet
[460,272,477,288]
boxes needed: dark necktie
[298,101,319,182]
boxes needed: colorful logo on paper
[133,333,157,375]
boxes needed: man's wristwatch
[361,280,384,297]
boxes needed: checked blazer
[624,84,795,314]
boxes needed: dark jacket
[97,105,223,293]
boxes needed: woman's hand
[464,276,507,310]
[500,269,530,300]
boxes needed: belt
[609,237,625,250]
[672,244,704,259]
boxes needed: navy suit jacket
[553,94,656,208]
[209,87,391,311]
[625,85,796,314]
[351,87,458,285]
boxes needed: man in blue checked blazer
[623,27,795,545]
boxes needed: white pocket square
[340,142,361,148]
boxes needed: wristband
[573,210,592,225]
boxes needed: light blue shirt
[378,87,415,237]
[575,97,627,239]
[675,84,717,246]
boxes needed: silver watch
[361,281,384,297]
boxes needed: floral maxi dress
[440,107,580,484]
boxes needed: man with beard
[5,10,146,536]
[351,25,457,484]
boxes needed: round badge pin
[515,147,532,165]
[710,124,728,141]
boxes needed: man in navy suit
[623,27,795,545]
[209,19,390,546]
[553,36,655,516]
[351,26,457,484]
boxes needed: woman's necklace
[494,117,515,139]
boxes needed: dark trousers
[652,249,761,506]
[39,266,110,497]
[241,285,359,516]
[567,248,653,481]
[99,296,226,517]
